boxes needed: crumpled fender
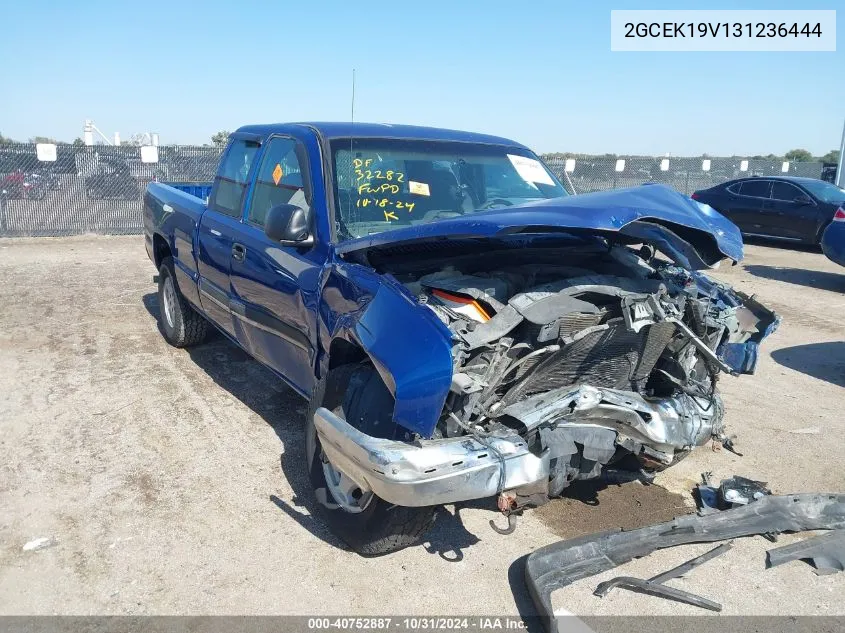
[325,265,454,439]
[690,272,782,375]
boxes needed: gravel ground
[0,235,843,619]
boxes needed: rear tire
[157,257,209,347]
[305,364,436,556]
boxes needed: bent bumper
[313,407,548,507]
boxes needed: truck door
[229,135,324,396]
[196,137,260,336]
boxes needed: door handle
[232,243,246,262]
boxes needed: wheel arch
[152,232,172,270]
[319,279,453,440]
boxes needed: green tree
[0,132,16,145]
[211,130,230,147]
[72,137,85,146]
[784,148,813,162]
[29,136,59,144]
[818,149,840,164]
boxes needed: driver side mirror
[794,194,813,206]
[264,204,314,247]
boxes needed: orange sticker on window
[272,163,283,185]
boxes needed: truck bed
[162,182,213,201]
[143,181,213,311]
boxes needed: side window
[209,139,259,217]
[726,183,741,195]
[246,137,310,227]
[770,181,803,202]
[739,180,771,198]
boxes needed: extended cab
[144,123,778,555]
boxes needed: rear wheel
[157,257,209,347]
[305,364,436,556]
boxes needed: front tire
[157,257,209,347]
[305,364,436,556]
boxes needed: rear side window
[770,181,803,201]
[210,139,260,217]
[246,137,310,227]
[738,180,771,198]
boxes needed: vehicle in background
[143,123,778,556]
[0,168,47,200]
[692,176,845,245]
[84,158,140,200]
[821,163,838,185]
[820,207,845,268]
[29,168,62,191]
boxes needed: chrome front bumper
[313,407,548,507]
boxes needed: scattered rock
[22,537,56,552]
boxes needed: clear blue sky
[0,0,841,156]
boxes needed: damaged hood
[336,184,743,270]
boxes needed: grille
[503,320,676,405]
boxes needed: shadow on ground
[143,292,494,557]
[771,342,845,388]
[143,292,342,548]
[744,264,845,293]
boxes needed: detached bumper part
[313,407,548,507]
[525,493,845,633]
[766,529,845,576]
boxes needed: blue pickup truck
[144,123,778,555]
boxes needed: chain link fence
[0,144,223,237]
[543,155,827,196]
[0,142,829,237]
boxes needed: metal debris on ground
[720,476,771,506]
[524,493,845,633]
[695,474,771,512]
[594,542,732,611]
[766,529,845,576]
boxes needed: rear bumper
[313,407,548,507]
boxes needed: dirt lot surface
[1,235,843,618]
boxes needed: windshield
[800,179,845,204]
[331,138,567,239]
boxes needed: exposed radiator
[503,319,676,405]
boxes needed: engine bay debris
[377,238,780,504]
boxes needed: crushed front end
[318,233,779,509]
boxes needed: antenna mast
[351,68,356,124]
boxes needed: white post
[836,117,845,188]
[84,120,94,146]
[114,132,121,147]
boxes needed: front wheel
[305,364,436,556]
